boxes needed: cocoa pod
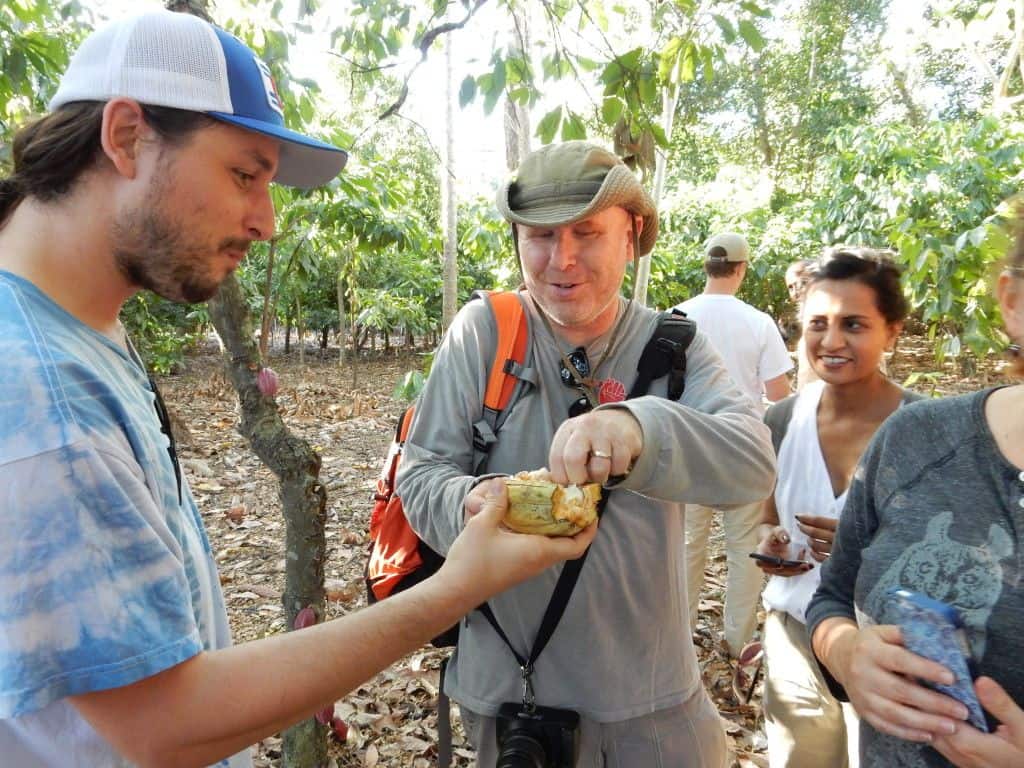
[504,474,600,536]
[293,606,316,630]
[256,366,278,397]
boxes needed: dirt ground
[157,333,1014,768]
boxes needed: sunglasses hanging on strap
[125,335,183,506]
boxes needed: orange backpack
[365,291,529,646]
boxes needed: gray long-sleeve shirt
[806,388,1024,767]
[396,292,775,721]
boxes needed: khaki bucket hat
[496,141,659,256]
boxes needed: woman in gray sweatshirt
[807,217,1024,767]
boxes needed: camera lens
[495,731,547,768]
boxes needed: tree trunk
[441,34,459,328]
[165,2,326,764]
[994,0,1024,107]
[503,7,531,171]
[336,270,346,370]
[208,283,329,768]
[633,82,678,307]
[348,280,359,388]
[504,6,531,172]
[886,59,924,127]
[259,239,278,359]
[285,321,292,354]
[296,296,305,367]
[749,55,775,168]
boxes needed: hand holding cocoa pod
[503,469,601,536]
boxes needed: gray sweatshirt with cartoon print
[807,388,1024,767]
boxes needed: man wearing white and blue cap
[0,11,594,767]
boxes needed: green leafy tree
[815,116,1024,360]
[0,0,86,146]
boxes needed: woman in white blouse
[753,247,920,767]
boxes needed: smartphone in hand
[886,588,988,731]
[748,552,809,568]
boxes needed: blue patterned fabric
[0,271,247,766]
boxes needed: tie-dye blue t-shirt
[0,272,249,767]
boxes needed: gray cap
[705,232,750,262]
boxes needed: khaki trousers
[685,502,765,657]
[763,610,859,768]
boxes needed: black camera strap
[477,491,610,710]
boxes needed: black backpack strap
[628,309,696,401]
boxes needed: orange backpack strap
[397,403,416,442]
[471,290,532,462]
[482,291,529,411]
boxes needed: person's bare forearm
[73,575,470,768]
[811,615,859,685]
[71,491,596,767]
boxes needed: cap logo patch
[254,55,284,117]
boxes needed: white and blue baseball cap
[49,10,346,188]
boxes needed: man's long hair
[0,102,214,227]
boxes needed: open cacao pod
[503,470,601,536]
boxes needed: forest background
[2,0,1024,766]
[4,0,1023,375]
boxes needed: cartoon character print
[862,511,1012,767]
[867,511,1012,660]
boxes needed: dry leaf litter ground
[158,334,1013,768]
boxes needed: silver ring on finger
[591,449,612,460]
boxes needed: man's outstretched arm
[71,491,597,768]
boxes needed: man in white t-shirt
[674,232,793,658]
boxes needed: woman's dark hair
[807,245,909,324]
[0,101,215,225]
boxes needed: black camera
[494,702,580,768]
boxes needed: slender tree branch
[326,50,401,74]
[397,114,452,178]
[350,113,449,178]
[375,0,489,121]
[537,1,599,117]
[506,6,534,91]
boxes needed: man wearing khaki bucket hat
[398,140,775,766]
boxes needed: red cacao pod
[331,717,349,741]
[293,606,316,630]
[256,367,278,397]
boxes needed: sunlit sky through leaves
[81,0,994,206]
